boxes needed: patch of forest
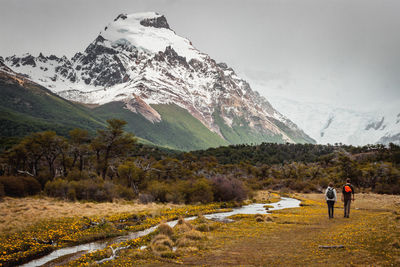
[1,119,400,203]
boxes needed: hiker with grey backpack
[325,182,337,218]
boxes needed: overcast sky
[1,0,399,111]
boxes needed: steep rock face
[4,12,315,144]
[0,56,12,72]
[123,94,161,123]
[140,15,170,29]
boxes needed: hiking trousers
[327,200,335,218]
[344,198,351,218]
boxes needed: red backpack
[344,185,352,193]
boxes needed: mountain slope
[93,102,228,150]
[4,12,315,146]
[0,61,106,138]
[0,64,228,151]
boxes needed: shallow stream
[21,197,300,266]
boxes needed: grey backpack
[327,188,334,199]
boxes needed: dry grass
[176,236,196,248]
[176,246,198,254]
[151,234,174,248]
[0,196,182,234]
[183,229,205,241]
[295,192,400,211]
[255,214,265,222]
[150,234,175,257]
[109,215,217,265]
[151,234,171,244]
[253,190,281,203]
[5,192,400,266]
[157,223,173,237]
[195,223,211,232]
[151,243,171,253]
[173,217,193,235]
[196,214,207,224]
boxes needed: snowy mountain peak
[100,12,203,61]
[3,12,315,145]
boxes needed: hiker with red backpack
[325,182,337,218]
[341,178,355,218]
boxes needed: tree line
[1,120,399,202]
[0,119,247,202]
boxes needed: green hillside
[269,117,316,144]
[213,111,289,144]
[0,72,105,140]
[0,71,313,151]
[93,102,229,151]
[0,72,228,151]
[212,110,315,145]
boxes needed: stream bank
[22,197,300,266]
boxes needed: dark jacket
[342,183,355,199]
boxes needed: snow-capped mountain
[265,95,400,145]
[3,12,314,145]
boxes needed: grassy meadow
[0,197,184,234]
[0,198,235,266]
[174,192,400,266]
[115,192,398,266]
[1,192,399,266]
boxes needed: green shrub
[375,183,400,195]
[72,178,113,202]
[67,187,77,200]
[145,178,217,204]
[0,176,41,197]
[114,185,135,200]
[138,193,154,203]
[45,178,69,199]
[165,190,186,204]
[187,178,213,204]
[20,176,41,195]
[211,176,247,201]
[66,169,91,181]
[147,180,171,202]
[44,178,135,201]
[36,173,53,188]
[318,177,330,189]
[0,176,25,197]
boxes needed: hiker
[325,182,337,218]
[341,178,355,218]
